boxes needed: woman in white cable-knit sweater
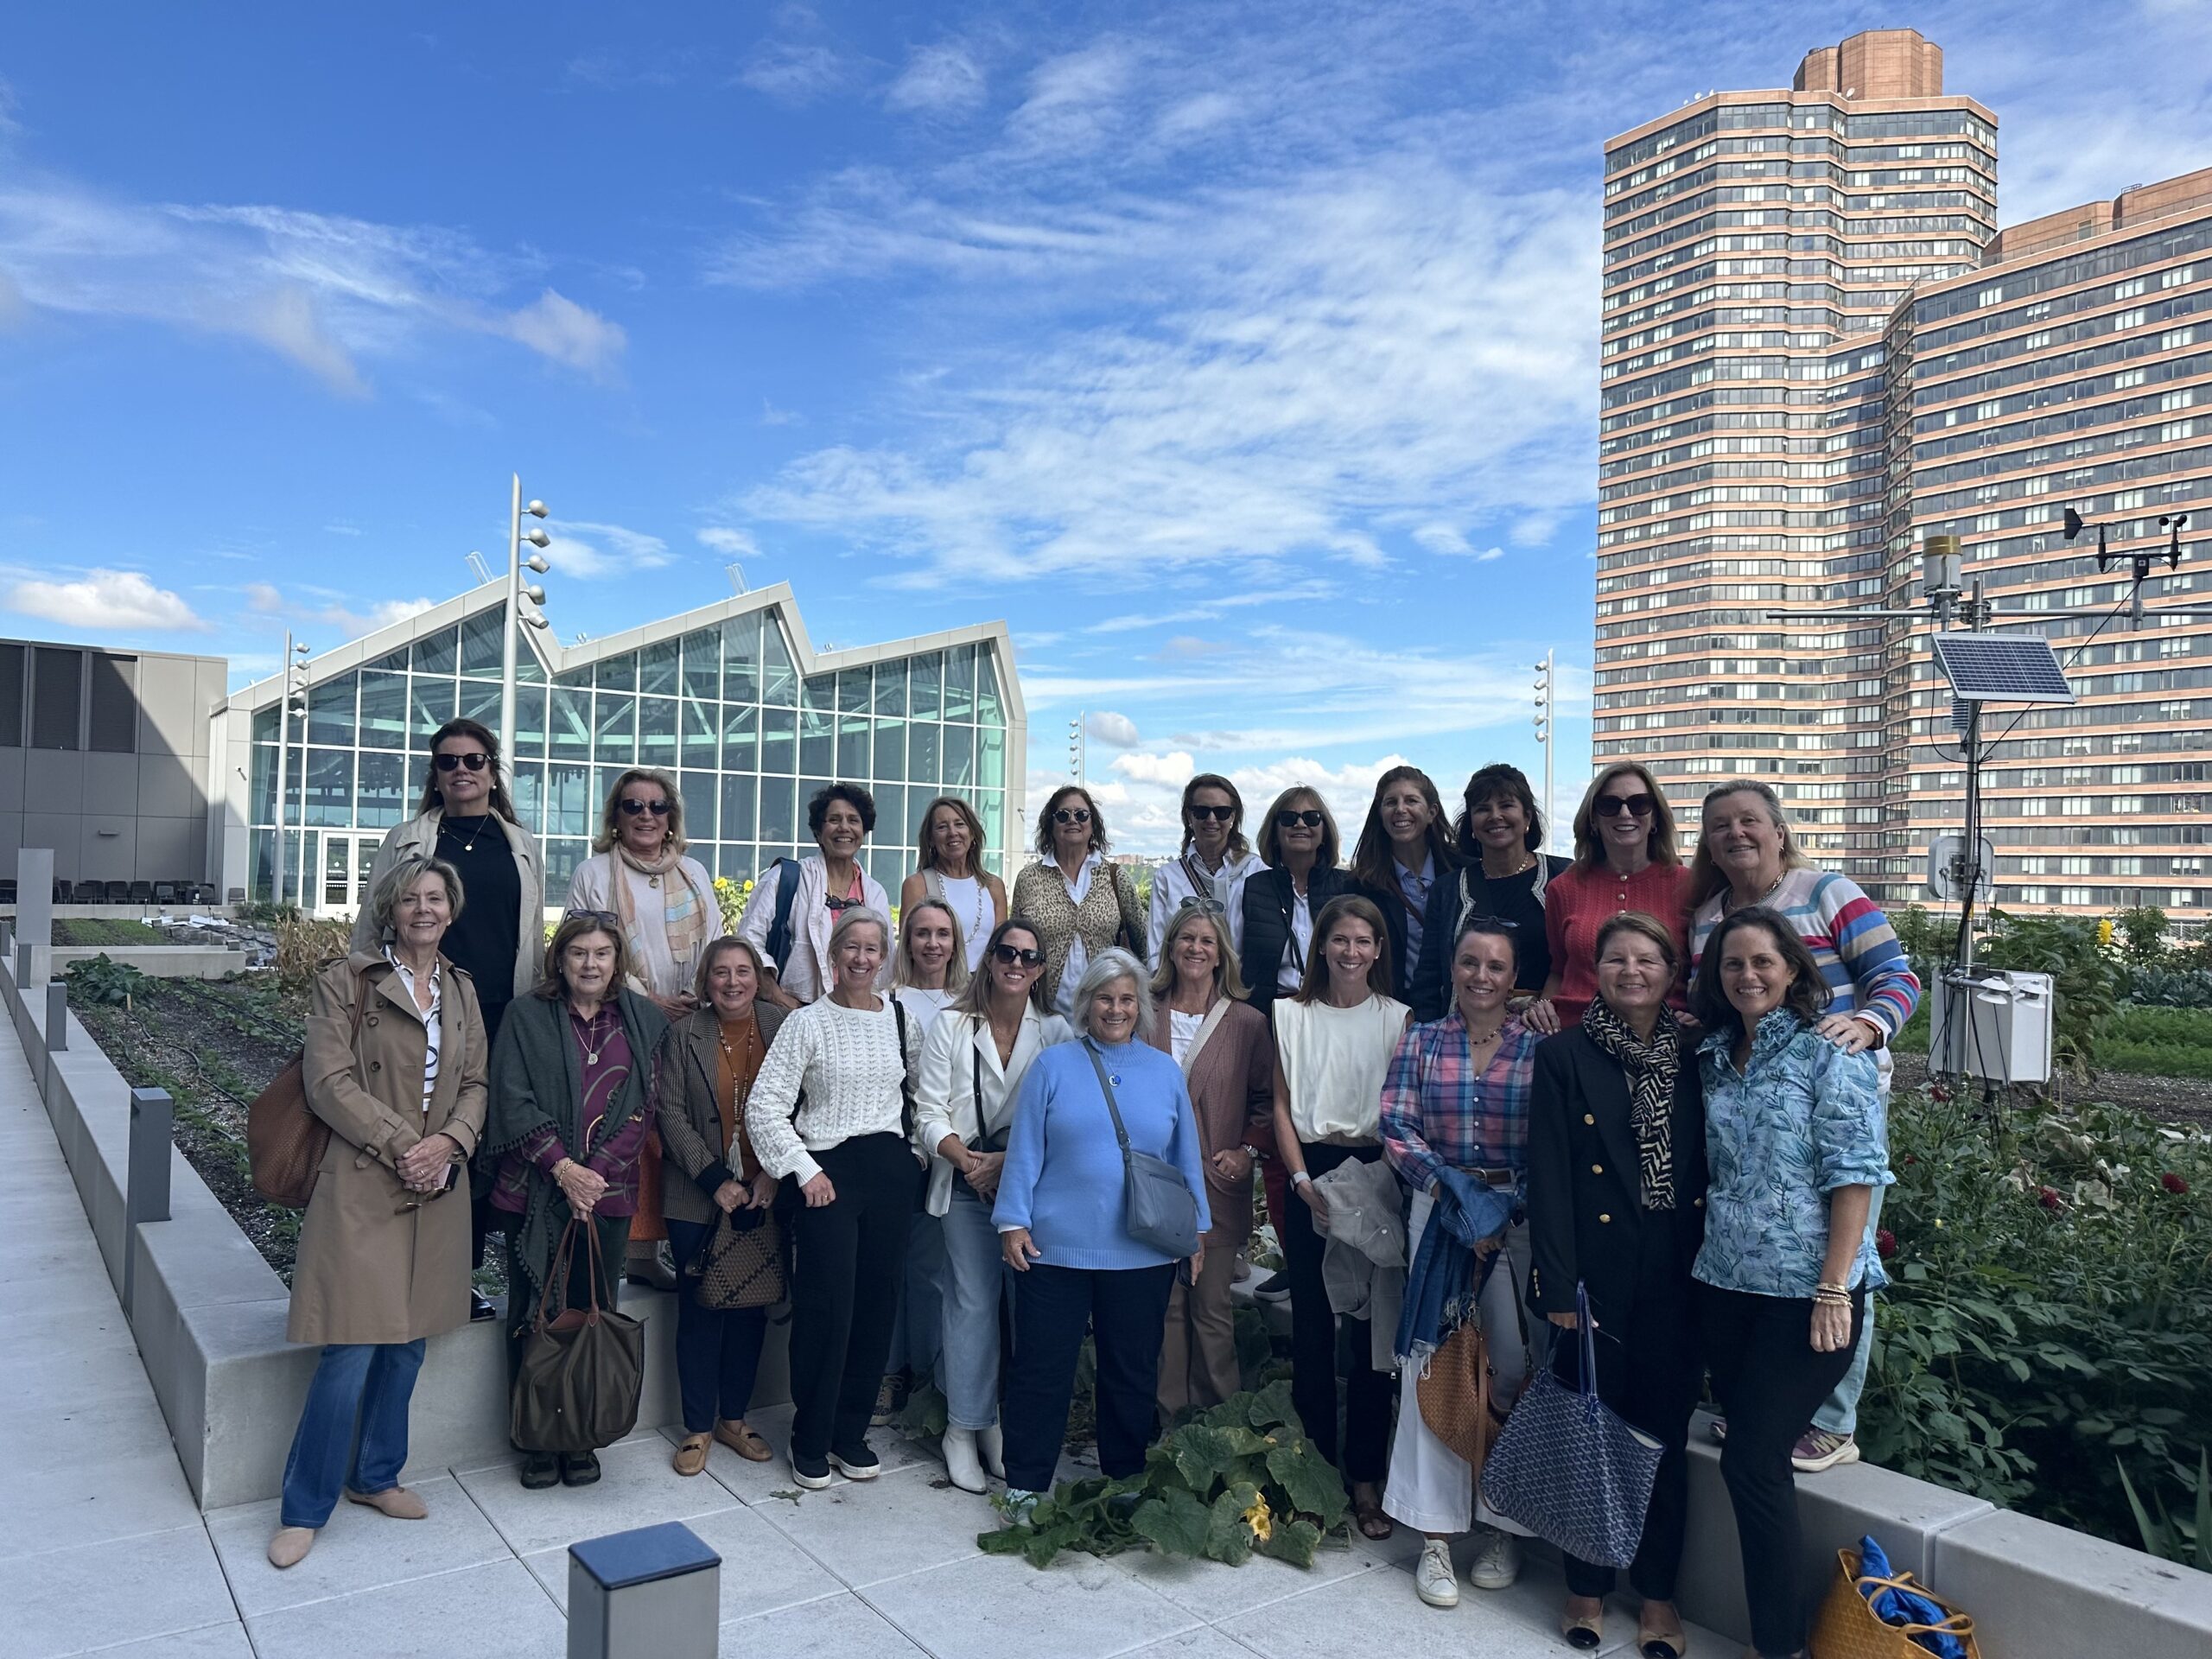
[745,906,925,1492]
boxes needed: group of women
[270,718,1916,1659]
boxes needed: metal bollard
[47,979,67,1052]
[567,1522,721,1659]
[14,944,28,993]
[124,1086,174,1314]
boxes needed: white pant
[1382,1191,1535,1537]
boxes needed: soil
[1891,1051,2212,1130]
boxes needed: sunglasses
[1592,792,1656,819]
[991,943,1046,968]
[1187,804,1236,823]
[1275,809,1325,829]
[619,797,672,817]
[1052,806,1092,825]
[563,908,622,931]
[433,752,490,772]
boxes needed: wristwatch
[1290,1170,1313,1190]
[1238,1144,1262,1162]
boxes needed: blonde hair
[593,767,689,855]
[916,795,988,878]
[894,899,971,994]
[826,905,893,971]
[1148,903,1249,1003]
[1686,779,1814,906]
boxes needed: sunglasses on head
[1593,792,1656,819]
[1275,809,1325,829]
[991,943,1046,968]
[1052,806,1092,824]
[1176,896,1228,916]
[433,752,490,772]
[563,908,622,931]
[1187,804,1236,823]
[619,797,672,817]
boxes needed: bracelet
[1816,1280,1852,1297]
[1238,1145,1262,1162]
[1290,1170,1313,1189]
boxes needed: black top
[1372,858,1463,1025]
[434,813,521,1021]
[1237,865,1372,1028]
[1452,855,1570,995]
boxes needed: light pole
[1532,652,1555,855]
[1067,713,1086,785]
[499,474,553,759]
[270,636,310,906]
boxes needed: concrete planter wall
[50,944,248,979]
[10,952,2209,1655]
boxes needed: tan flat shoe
[673,1432,713,1477]
[268,1526,316,1568]
[1637,1610,1688,1657]
[715,1419,772,1462]
[1560,1599,1605,1651]
[345,1485,428,1520]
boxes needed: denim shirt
[1694,1008,1891,1299]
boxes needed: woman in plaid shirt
[1378,915,1542,1608]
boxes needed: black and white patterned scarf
[1580,996,1679,1212]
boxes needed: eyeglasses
[1275,809,1325,829]
[991,944,1046,967]
[1052,807,1092,825]
[563,908,622,931]
[1592,792,1656,819]
[1176,896,1228,916]
[619,797,672,817]
[433,752,490,772]
[1187,804,1236,823]
[1465,915,1520,929]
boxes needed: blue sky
[2,2,2207,854]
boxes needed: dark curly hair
[808,781,878,837]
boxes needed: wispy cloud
[697,526,761,556]
[887,44,987,116]
[7,568,210,632]
[542,520,677,580]
[245,580,436,639]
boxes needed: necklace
[573,1005,610,1064]
[1483,850,1535,880]
[950,870,992,947]
[441,812,494,854]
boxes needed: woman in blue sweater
[995,947,1210,1507]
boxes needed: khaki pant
[1156,1244,1240,1418]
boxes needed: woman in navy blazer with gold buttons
[1525,911,1705,1657]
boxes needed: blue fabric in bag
[1857,1535,1968,1659]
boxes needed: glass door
[316,832,381,918]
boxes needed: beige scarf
[610,842,715,989]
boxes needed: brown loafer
[267,1526,317,1568]
[715,1419,772,1462]
[673,1432,713,1477]
[346,1485,428,1520]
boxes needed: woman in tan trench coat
[269,853,487,1571]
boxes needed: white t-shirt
[1168,1007,1205,1067]
[894,985,957,1037]
[1276,889,1313,993]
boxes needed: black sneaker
[1252,1271,1291,1304]
[559,1450,601,1487]
[518,1452,559,1490]
[791,1449,833,1491]
[469,1291,498,1322]
[830,1441,881,1481]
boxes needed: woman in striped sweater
[1687,778,1920,1477]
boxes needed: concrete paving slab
[861,1548,1202,1659]
[753,1459,1001,1588]
[1226,1548,1601,1659]
[522,1498,844,1620]
[721,1588,929,1659]
[0,1522,239,1659]
[1119,1630,1270,1659]
[1109,1536,1385,1621]
[205,1473,514,1617]
[454,1432,742,1558]
[0,1451,204,1555]
[245,1555,565,1659]
[73,1623,257,1659]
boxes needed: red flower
[2038,1186,2063,1211]
[1930,1084,1953,1103]
[1902,1154,1918,1166]
[1876,1229,1897,1258]
[2164,1173,2191,1195]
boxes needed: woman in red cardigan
[1525,762,1690,1033]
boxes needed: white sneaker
[943,1427,987,1494]
[1414,1537,1459,1607]
[976,1422,1005,1479]
[1466,1528,1522,1591]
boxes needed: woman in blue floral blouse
[1689,906,1890,1659]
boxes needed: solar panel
[1932,632,2074,703]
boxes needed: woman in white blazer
[911,915,1069,1492]
[737,783,893,1007]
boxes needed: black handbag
[511,1221,646,1453]
[1079,1039,1200,1259]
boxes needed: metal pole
[124,1085,174,1314]
[1541,650,1556,858]
[500,472,522,759]
[271,630,293,907]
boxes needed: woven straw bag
[691,1207,785,1310]
[1811,1548,1983,1659]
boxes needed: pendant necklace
[442,813,493,854]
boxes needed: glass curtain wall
[248,602,1011,906]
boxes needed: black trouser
[1558,1208,1704,1602]
[1279,1140,1393,1484]
[1699,1282,1866,1658]
[503,1212,629,1447]
[1002,1261,1176,1493]
[786,1134,917,1460]
[469,1000,512,1276]
[665,1217,770,1434]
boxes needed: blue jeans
[938,1190,1013,1430]
[1814,1182,1885,1437]
[280,1340,426,1529]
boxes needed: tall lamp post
[499,474,553,759]
[270,636,310,906]
[1532,651,1556,856]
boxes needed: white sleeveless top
[1274,994,1410,1145]
[923,869,996,972]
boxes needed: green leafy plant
[977,1380,1347,1568]
[2112,906,2172,968]
[2117,1450,2210,1571]
[65,952,148,1007]
[2125,967,2212,1010]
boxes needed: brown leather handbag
[246,968,365,1207]
[690,1206,785,1310]
[1418,1251,1529,1471]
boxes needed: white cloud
[1110,748,1195,785]
[1005,41,1136,157]
[1086,710,1141,747]
[737,23,849,105]
[1412,523,1503,561]
[497,289,626,380]
[543,520,677,580]
[8,569,208,632]
[243,580,435,639]
[366,596,439,629]
[887,44,986,116]
[697,526,761,556]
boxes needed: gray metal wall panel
[83,751,139,817]
[22,812,80,880]
[138,658,202,760]
[135,816,197,881]
[0,749,23,814]
[24,751,85,813]
[137,753,198,820]
[79,817,136,882]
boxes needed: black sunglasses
[619,797,672,817]
[433,752,490,772]
[1052,806,1092,824]
[1176,896,1228,916]
[991,943,1046,967]
[1187,804,1236,823]
[563,908,622,931]
[1275,809,1325,829]
[1592,792,1656,819]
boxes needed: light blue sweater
[993,1038,1212,1269]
